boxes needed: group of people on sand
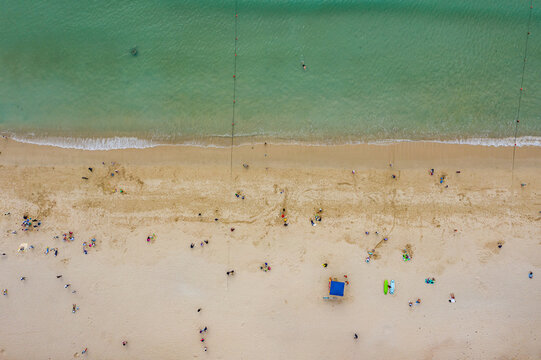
[280,208,289,226]
[21,215,41,231]
[191,240,209,248]
[62,231,75,242]
[82,238,97,255]
[235,191,245,200]
[260,262,271,272]
[199,326,209,352]
[310,208,323,226]
[407,293,456,307]
[146,234,156,243]
[77,340,128,357]
[45,247,59,256]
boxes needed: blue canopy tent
[323,278,346,300]
[329,280,345,296]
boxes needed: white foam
[5,133,541,150]
[8,135,160,150]
[363,136,541,147]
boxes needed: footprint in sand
[475,276,488,295]
[478,240,505,263]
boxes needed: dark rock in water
[130,47,138,56]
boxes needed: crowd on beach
[1,162,538,357]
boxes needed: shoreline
[2,135,541,170]
[3,132,541,151]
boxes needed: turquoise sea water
[0,0,540,148]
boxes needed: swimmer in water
[301,61,306,71]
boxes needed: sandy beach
[0,137,540,360]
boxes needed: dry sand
[0,138,540,360]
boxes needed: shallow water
[0,0,540,148]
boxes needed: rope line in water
[226,0,239,291]
[230,0,239,175]
[512,0,534,173]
